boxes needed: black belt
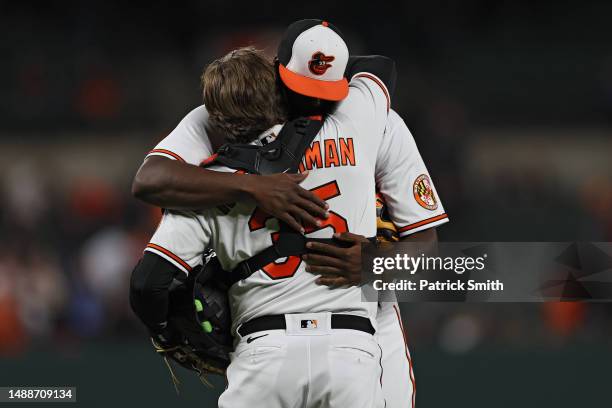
[237,314,375,337]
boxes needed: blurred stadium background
[1,1,611,407]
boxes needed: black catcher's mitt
[153,255,232,389]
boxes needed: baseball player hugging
[130,19,448,408]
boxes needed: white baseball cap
[277,19,349,101]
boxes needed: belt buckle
[300,319,319,329]
[285,313,332,336]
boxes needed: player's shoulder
[386,109,402,125]
[341,74,384,103]
[330,75,389,126]
[385,109,406,131]
[167,104,211,142]
[181,104,210,126]
[384,109,415,140]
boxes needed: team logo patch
[413,174,438,210]
[301,319,318,329]
[308,52,334,76]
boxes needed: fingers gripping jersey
[146,75,390,335]
[375,110,449,237]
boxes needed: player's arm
[132,105,327,232]
[130,210,210,344]
[374,110,449,238]
[130,252,184,344]
[400,225,437,242]
[133,156,327,232]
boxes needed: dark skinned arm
[304,228,438,287]
[132,156,328,232]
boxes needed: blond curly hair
[201,47,286,144]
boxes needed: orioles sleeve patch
[413,174,438,210]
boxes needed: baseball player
[132,20,448,408]
[136,22,394,407]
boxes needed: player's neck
[206,123,229,151]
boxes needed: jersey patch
[413,174,438,210]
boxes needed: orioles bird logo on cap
[308,52,335,75]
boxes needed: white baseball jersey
[146,74,390,335]
[146,105,213,165]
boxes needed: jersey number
[248,180,348,279]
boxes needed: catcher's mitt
[376,193,399,242]
[154,256,232,391]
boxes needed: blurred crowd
[0,161,159,354]
[1,1,612,356]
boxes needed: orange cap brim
[279,64,349,101]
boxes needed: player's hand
[302,232,370,287]
[246,171,328,233]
